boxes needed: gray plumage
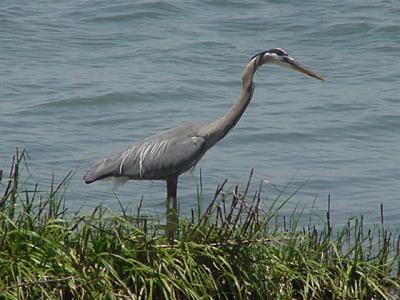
[84,48,323,208]
[84,124,207,182]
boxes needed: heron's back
[84,123,207,183]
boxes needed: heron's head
[252,48,324,81]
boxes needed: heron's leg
[166,176,179,240]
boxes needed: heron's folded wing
[84,126,206,183]
[118,133,206,180]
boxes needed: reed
[0,150,399,299]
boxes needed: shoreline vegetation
[0,150,399,299]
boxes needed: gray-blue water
[1,0,399,226]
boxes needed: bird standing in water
[84,48,323,233]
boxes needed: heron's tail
[83,155,121,184]
[83,170,101,184]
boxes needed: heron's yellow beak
[284,57,324,81]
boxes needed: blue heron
[84,48,323,217]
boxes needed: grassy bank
[0,150,399,299]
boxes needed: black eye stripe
[249,48,289,62]
[268,48,287,56]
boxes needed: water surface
[1,0,399,226]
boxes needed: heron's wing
[84,125,206,183]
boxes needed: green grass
[0,150,399,299]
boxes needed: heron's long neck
[201,59,261,148]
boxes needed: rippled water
[1,0,399,225]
